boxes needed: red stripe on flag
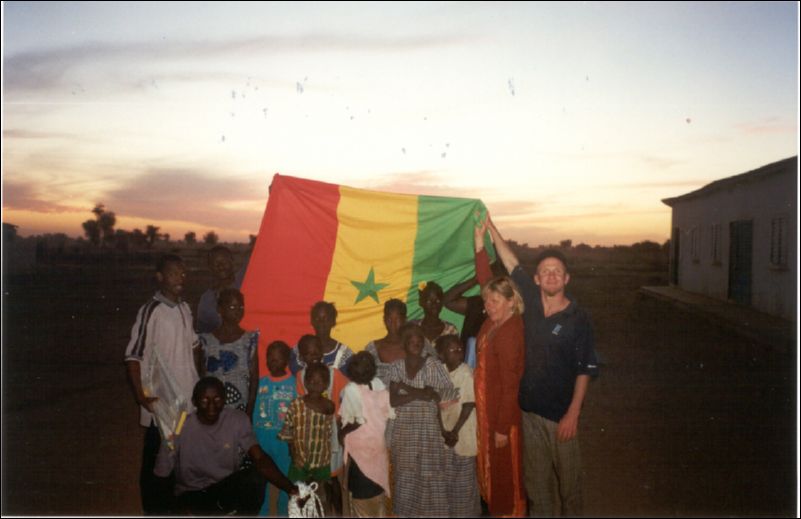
[241,174,340,376]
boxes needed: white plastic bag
[142,348,193,449]
[288,481,324,518]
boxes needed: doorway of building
[728,220,753,306]
[670,227,680,285]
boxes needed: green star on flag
[351,267,389,304]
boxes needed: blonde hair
[481,276,525,315]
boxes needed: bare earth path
[1,263,796,516]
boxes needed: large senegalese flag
[241,174,490,376]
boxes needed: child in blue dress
[252,340,297,516]
[199,288,258,416]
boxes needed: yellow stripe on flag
[323,186,419,351]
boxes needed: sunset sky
[2,1,798,246]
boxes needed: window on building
[690,226,700,262]
[770,216,788,268]
[710,223,721,264]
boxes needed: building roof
[661,156,798,207]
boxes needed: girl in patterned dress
[388,323,458,517]
[365,299,408,386]
[199,288,258,416]
[409,282,459,349]
[252,341,297,516]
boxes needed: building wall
[669,167,796,320]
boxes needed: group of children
[129,253,482,517]
[245,312,480,517]
[207,288,482,517]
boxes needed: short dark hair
[156,253,183,273]
[419,281,443,298]
[267,340,291,359]
[384,298,407,318]
[304,363,330,386]
[193,376,225,402]
[399,322,424,345]
[297,334,320,352]
[534,248,569,273]
[435,334,461,355]
[217,287,243,306]
[310,301,337,321]
[348,351,377,385]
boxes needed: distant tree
[662,239,670,252]
[131,228,148,249]
[3,222,19,242]
[574,242,592,252]
[99,213,116,245]
[162,233,170,243]
[631,240,662,253]
[203,231,219,245]
[91,204,116,246]
[559,239,573,249]
[82,219,101,246]
[184,231,197,245]
[36,233,69,258]
[145,225,161,248]
[114,229,131,251]
[248,234,257,250]
[50,233,68,253]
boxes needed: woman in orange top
[473,219,526,517]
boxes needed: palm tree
[82,219,101,246]
[98,211,116,246]
[90,204,116,247]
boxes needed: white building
[662,156,797,321]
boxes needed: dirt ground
[1,261,797,516]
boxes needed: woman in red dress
[473,219,526,517]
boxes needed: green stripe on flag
[406,195,494,332]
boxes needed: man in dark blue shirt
[484,216,598,516]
